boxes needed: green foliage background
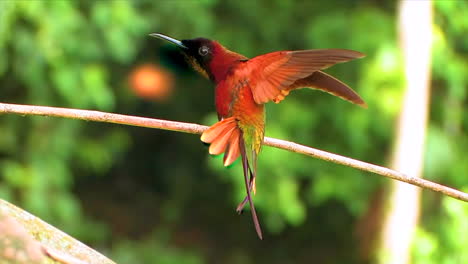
[0,1,467,263]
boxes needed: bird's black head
[150,33,216,79]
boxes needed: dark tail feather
[236,166,254,213]
[239,136,263,240]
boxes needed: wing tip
[357,100,368,108]
[353,51,366,59]
[338,49,366,59]
[351,94,368,108]
[345,94,367,108]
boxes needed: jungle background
[1,0,467,263]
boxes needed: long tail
[239,135,263,239]
[235,165,254,213]
[201,117,263,239]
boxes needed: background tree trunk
[379,1,433,263]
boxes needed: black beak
[149,33,187,49]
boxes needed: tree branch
[0,199,114,264]
[1,102,467,203]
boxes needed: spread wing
[286,70,367,107]
[239,49,365,105]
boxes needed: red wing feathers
[288,71,367,107]
[242,49,365,104]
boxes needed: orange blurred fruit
[129,63,174,101]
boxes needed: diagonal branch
[1,102,467,203]
[0,199,114,264]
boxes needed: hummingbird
[150,33,366,239]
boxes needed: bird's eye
[199,46,209,56]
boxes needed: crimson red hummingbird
[150,33,366,239]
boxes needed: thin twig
[1,102,467,203]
